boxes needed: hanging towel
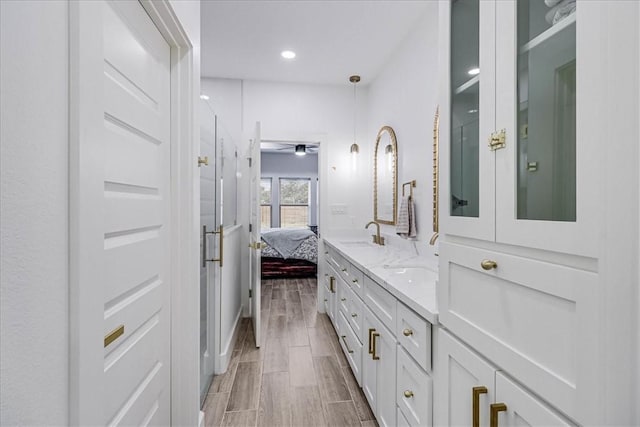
[396,196,417,239]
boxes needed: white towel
[545,0,576,25]
[396,196,417,239]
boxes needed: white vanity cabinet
[322,265,338,326]
[436,329,574,427]
[437,0,604,423]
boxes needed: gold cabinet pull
[488,129,506,151]
[472,386,488,427]
[329,276,336,293]
[403,328,413,337]
[403,390,414,398]
[368,328,375,354]
[351,313,358,318]
[490,403,507,427]
[324,298,328,302]
[371,331,380,360]
[352,279,358,284]
[341,268,347,272]
[340,335,354,354]
[341,297,347,302]
[481,259,498,270]
[104,324,124,348]
[197,156,209,167]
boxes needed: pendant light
[350,75,360,170]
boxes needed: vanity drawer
[396,303,432,372]
[397,347,432,427]
[364,275,396,333]
[337,274,350,318]
[348,262,365,299]
[348,290,365,345]
[338,310,363,385]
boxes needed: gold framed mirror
[432,107,439,235]
[374,125,398,225]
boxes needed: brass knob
[324,251,329,255]
[341,268,347,272]
[352,279,358,283]
[403,328,413,337]
[481,259,498,270]
[341,298,347,302]
[324,298,328,302]
[351,313,357,318]
[403,390,414,398]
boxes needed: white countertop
[323,235,439,324]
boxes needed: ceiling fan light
[295,144,306,156]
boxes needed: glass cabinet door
[450,0,480,218]
[441,0,496,241]
[516,0,576,222]
[495,0,597,257]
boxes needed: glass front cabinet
[437,1,606,426]
[440,0,599,258]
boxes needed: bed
[260,228,318,279]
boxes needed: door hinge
[249,289,252,298]
[488,129,506,151]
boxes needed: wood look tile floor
[203,277,377,427]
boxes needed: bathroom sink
[382,266,437,286]
[338,240,377,247]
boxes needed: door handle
[481,259,497,270]
[472,386,488,427]
[490,403,507,427]
[371,331,380,360]
[329,276,336,293]
[368,328,375,355]
[204,225,224,267]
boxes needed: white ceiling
[201,0,432,86]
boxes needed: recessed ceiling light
[200,94,210,100]
[281,50,296,60]
[468,67,480,76]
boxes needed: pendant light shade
[295,144,306,156]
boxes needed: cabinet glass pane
[450,0,479,217]
[517,0,576,222]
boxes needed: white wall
[261,152,319,227]
[1,2,70,424]
[366,3,440,249]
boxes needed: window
[260,178,272,229]
[279,178,310,228]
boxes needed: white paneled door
[74,1,172,424]
[249,123,262,347]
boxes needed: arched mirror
[374,126,398,225]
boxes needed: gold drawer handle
[352,279,358,283]
[368,328,375,354]
[403,328,413,337]
[403,390,414,398]
[371,331,380,360]
[324,298,328,302]
[351,313,358,318]
[490,403,507,427]
[104,324,124,348]
[481,259,498,270]
[341,268,347,272]
[341,298,347,302]
[340,335,354,354]
[329,276,336,293]
[472,386,488,427]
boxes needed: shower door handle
[203,225,224,268]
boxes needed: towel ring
[402,180,416,198]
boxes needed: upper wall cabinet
[439,0,598,258]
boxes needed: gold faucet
[365,221,385,246]
[429,232,439,246]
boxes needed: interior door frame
[257,132,327,316]
[69,1,199,425]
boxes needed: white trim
[69,1,199,425]
[140,1,199,425]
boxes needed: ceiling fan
[260,140,320,155]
